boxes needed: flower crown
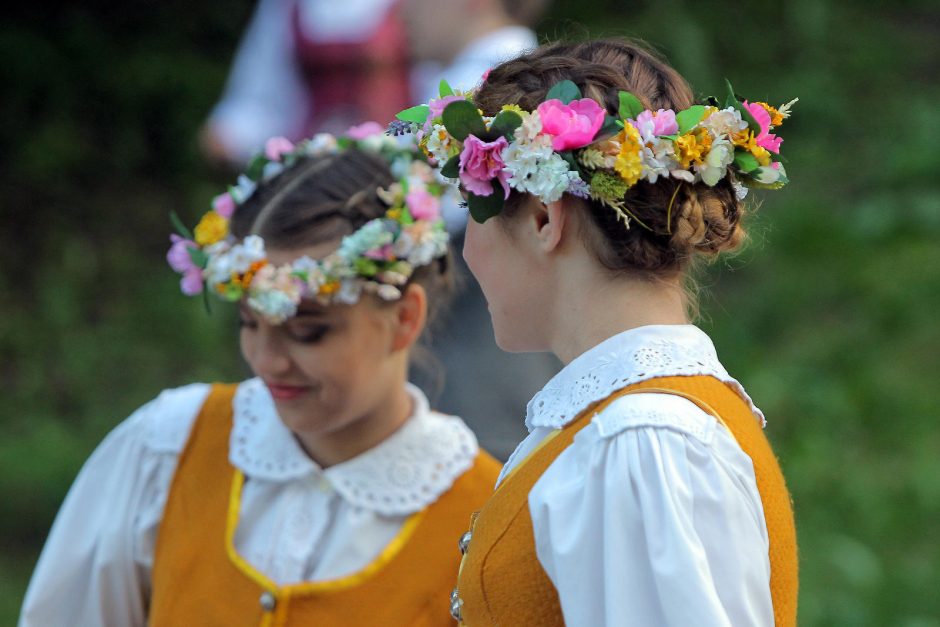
[390,79,796,226]
[167,124,451,324]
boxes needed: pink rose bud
[405,188,441,220]
[536,98,606,151]
[346,121,385,140]
[167,234,197,273]
[264,136,295,161]
[180,268,204,295]
[458,135,510,198]
[212,192,236,218]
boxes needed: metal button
[458,530,472,555]
[450,587,463,621]
[260,591,277,612]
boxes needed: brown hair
[229,148,454,327]
[474,38,746,280]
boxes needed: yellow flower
[500,104,525,115]
[194,211,229,246]
[614,125,643,187]
[319,281,340,295]
[730,130,772,166]
[386,208,403,221]
[755,101,784,127]
[675,128,713,169]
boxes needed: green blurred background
[2,1,939,624]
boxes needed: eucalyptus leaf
[442,100,487,141]
[676,105,707,134]
[489,110,523,140]
[546,80,582,104]
[439,79,454,97]
[440,155,460,179]
[396,104,431,123]
[733,150,760,173]
[468,192,504,223]
[245,154,267,181]
[169,210,194,240]
[618,91,645,120]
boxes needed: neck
[295,378,413,469]
[547,255,689,364]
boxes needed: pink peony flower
[743,102,783,153]
[405,188,441,220]
[536,98,606,151]
[264,136,295,161]
[631,109,679,142]
[212,192,236,218]
[180,268,204,295]
[428,95,465,120]
[458,135,510,198]
[346,121,385,140]
[167,234,198,273]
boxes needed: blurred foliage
[2,0,939,624]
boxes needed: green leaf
[618,91,645,120]
[442,100,487,141]
[169,210,194,240]
[596,114,622,139]
[546,80,582,104]
[468,192,505,223]
[440,155,460,179]
[396,104,431,123]
[187,247,209,269]
[489,110,523,140]
[733,150,760,173]
[202,285,213,314]
[724,79,760,134]
[245,154,267,181]
[354,258,379,277]
[676,105,707,134]
[439,79,454,97]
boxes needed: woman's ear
[532,199,568,253]
[390,283,427,352]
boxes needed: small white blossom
[696,136,734,186]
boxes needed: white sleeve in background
[18,384,209,627]
[529,393,774,627]
[206,0,311,161]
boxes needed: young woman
[394,38,799,625]
[20,127,501,626]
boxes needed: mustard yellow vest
[453,375,798,626]
[150,383,502,627]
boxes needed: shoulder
[590,392,721,444]
[128,382,213,455]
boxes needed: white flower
[230,174,257,204]
[425,124,454,164]
[777,98,799,120]
[247,290,299,324]
[517,111,544,143]
[732,179,749,199]
[376,284,402,301]
[304,133,338,155]
[696,136,734,186]
[334,279,364,305]
[262,161,285,182]
[639,138,679,184]
[337,219,392,260]
[702,107,748,139]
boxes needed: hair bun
[670,184,745,257]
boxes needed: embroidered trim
[525,326,765,431]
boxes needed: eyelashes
[458,200,468,209]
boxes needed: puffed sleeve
[528,393,773,627]
[18,384,209,627]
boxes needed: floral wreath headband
[389,79,796,227]
[167,124,451,324]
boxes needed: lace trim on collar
[230,378,479,515]
[525,325,765,431]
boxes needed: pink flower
[364,244,395,261]
[167,234,197,273]
[264,136,295,161]
[428,95,465,120]
[481,69,491,83]
[536,98,606,151]
[631,109,679,142]
[405,188,441,220]
[180,268,204,295]
[346,121,385,140]
[743,102,783,153]
[458,135,510,198]
[212,192,236,218]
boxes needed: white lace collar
[230,378,479,516]
[525,325,765,431]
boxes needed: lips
[264,382,311,401]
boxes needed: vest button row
[458,530,472,555]
[260,591,277,612]
[450,587,463,621]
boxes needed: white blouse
[500,325,775,627]
[19,379,479,627]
